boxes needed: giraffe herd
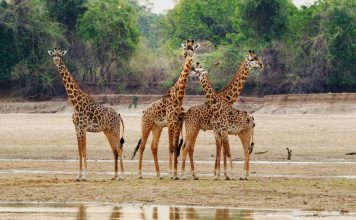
[47,40,263,181]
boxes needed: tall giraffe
[181,50,263,179]
[131,40,199,179]
[48,48,125,181]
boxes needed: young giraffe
[189,52,262,180]
[48,48,125,181]
[181,50,263,179]
[131,40,199,179]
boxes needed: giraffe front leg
[75,130,86,181]
[82,140,88,181]
[214,132,222,180]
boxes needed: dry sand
[0,95,356,211]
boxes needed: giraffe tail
[131,139,141,160]
[176,112,185,157]
[176,139,184,157]
[119,116,125,147]
[249,125,255,155]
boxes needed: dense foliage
[0,0,355,99]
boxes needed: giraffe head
[189,62,208,80]
[245,50,263,69]
[182,39,200,58]
[48,48,67,65]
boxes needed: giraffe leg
[186,127,199,180]
[113,150,119,180]
[75,130,85,181]
[151,125,163,179]
[168,124,175,179]
[173,122,181,180]
[188,142,198,180]
[238,130,252,180]
[223,146,228,179]
[214,132,222,180]
[138,118,153,179]
[104,130,123,180]
[181,142,188,179]
[82,136,88,181]
[117,142,124,180]
[221,134,233,180]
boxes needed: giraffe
[187,52,262,180]
[181,50,263,180]
[131,40,199,179]
[48,48,125,181]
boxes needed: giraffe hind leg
[222,135,233,180]
[238,130,252,180]
[104,130,124,180]
[151,125,163,179]
[138,119,153,179]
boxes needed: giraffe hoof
[193,177,199,180]
[138,176,143,179]
[225,176,231,180]
[173,177,179,180]
[82,178,87,182]
[117,177,124,181]
[111,176,118,180]
[75,178,82,182]
[239,177,248,181]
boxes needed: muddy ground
[0,95,356,212]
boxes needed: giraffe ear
[48,50,54,56]
[61,50,67,56]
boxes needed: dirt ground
[0,98,356,212]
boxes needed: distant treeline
[0,0,355,99]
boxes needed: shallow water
[0,202,355,220]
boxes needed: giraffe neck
[170,57,192,105]
[199,71,218,107]
[218,59,251,104]
[55,60,91,108]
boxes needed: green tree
[161,0,238,46]
[45,0,87,31]
[323,0,356,90]
[0,0,66,98]
[76,0,140,83]
[233,0,296,43]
